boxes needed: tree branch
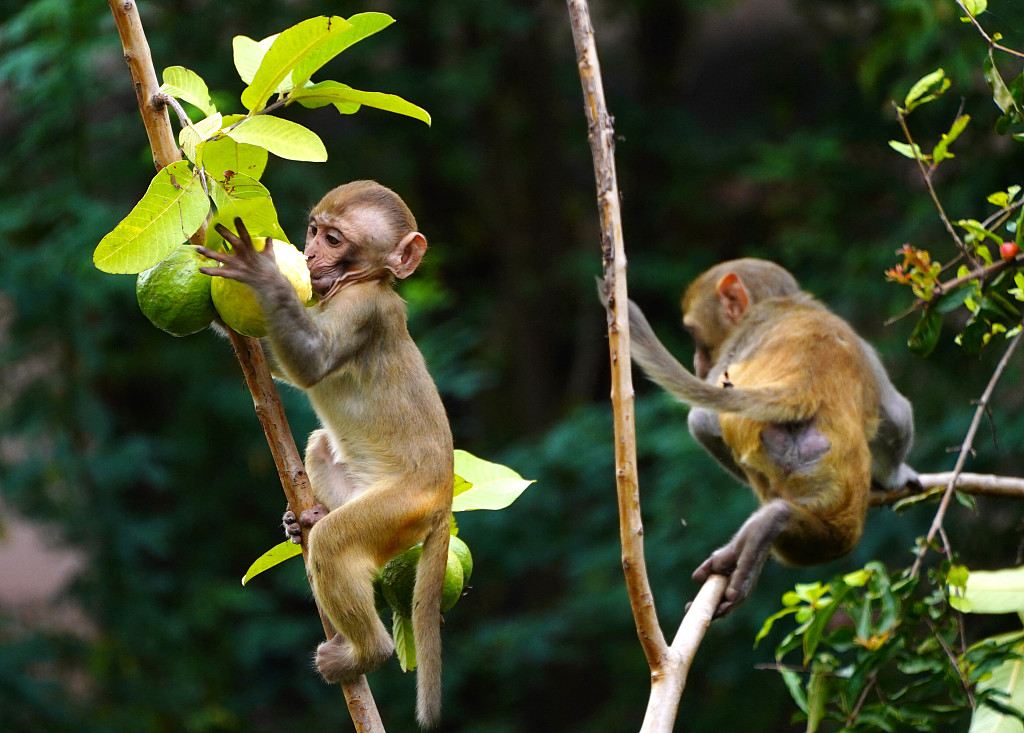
[568,3,726,730]
[105,3,382,729]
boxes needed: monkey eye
[309,224,318,236]
[326,234,341,246]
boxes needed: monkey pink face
[304,209,379,296]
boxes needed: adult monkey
[198,181,453,727]
[616,259,918,617]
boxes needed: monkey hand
[198,219,289,294]
[691,500,791,617]
[282,503,327,544]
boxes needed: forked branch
[567,2,725,730]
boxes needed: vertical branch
[566,0,665,666]
[567,5,727,730]
[105,3,383,730]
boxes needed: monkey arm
[858,338,919,490]
[692,499,792,617]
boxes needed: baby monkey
[619,259,917,617]
[198,181,453,728]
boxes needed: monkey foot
[282,503,328,544]
[315,633,394,683]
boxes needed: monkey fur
[199,181,453,727]
[610,259,918,617]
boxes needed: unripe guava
[210,237,312,337]
[379,536,470,618]
[136,244,217,337]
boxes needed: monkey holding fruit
[198,181,453,727]
[615,259,918,617]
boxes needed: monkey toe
[299,503,328,528]
[315,634,393,683]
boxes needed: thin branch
[566,0,666,665]
[956,1,1024,61]
[870,471,1024,505]
[106,3,383,729]
[894,105,974,263]
[910,331,1023,577]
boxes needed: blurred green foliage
[3,0,1024,731]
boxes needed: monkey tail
[412,512,450,728]
[627,300,798,422]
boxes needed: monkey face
[304,213,365,296]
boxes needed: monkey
[197,181,453,728]
[610,258,917,617]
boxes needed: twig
[893,105,974,264]
[870,471,1024,505]
[956,0,1024,61]
[910,331,1023,577]
[105,3,383,729]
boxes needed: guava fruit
[379,536,470,618]
[209,237,312,337]
[136,244,216,337]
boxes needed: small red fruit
[1000,242,1020,261]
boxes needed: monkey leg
[688,408,748,484]
[306,487,436,683]
[692,499,792,617]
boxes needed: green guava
[379,536,470,618]
[209,237,313,337]
[136,244,216,337]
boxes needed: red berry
[1000,242,1020,260]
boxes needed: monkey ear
[386,232,427,279]
[716,273,750,323]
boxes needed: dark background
[4,0,1024,730]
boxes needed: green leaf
[961,0,988,18]
[200,135,269,182]
[908,310,942,358]
[806,667,828,733]
[179,113,223,164]
[94,160,210,274]
[957,567,1024,615]
[291,81,431,125]
[888,140,927,160]
[985,52,1018,117]
[227,116,327,162]
[241,540,302,586]
[160,66,216,116]
[205,198,291,253]
[453,474,473,498]
[778,666,810,714]
[209,171,275,209]
[902,68,950,113]
[392,611,417,672]
[933,114,970,163]
[233,34,279,86]
[754,606,800,647]
[290,12,395,89]
[970,644,1024,733]
[240,16,354,112]
[935,286,974,314]
[451,450,534,511]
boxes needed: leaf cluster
[92,13,429,276]
[761,561,1024,732]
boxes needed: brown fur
[199,182,452,727]
[618,259,916,616]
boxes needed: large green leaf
[952,566,1024,614]
[160,66,216,116]
[392,611,417,672]
[232,34,280,86]
[205,197,291,253]
[93,160,210,274]
[240,16,353,112]
[451,450,533,511]
[969,640,1024,733]
[290,12,395,89]
[199,135,268,182]
[226,116,327,162]
[291,81,430,125]
[241,540,302,586]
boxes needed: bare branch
[910,332,1023,577]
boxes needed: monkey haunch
[198,181,453,728]
[618,259,918,617]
